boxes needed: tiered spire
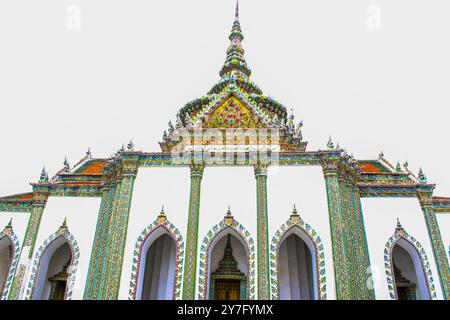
[219,0,251,78]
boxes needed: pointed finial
[224,205,234,226]
[58,217,68,233]
[4,218,13,234]
[64,157,70,169]
[157,205,167,224]
[395,161,402,172]
[379,151,384,159]
[235,0,239,20]
[418,167,427,184]
[327,136,335,150]
[396,218,403,230]
[127,140,134,151]
[290,204,301,224]
[86,147,92,158]
[403,160,409,168]
[39,167,49,183]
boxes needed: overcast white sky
[0,0,449,197]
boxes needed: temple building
[0,2,448,300]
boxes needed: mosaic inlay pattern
[198,219,256,300]
[25,226,80,300]
[0,228,20,300]
[384,225,437,300]
[270,215,327,300]
[128,219,184,300]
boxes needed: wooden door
[214,280,240,300]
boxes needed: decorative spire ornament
[86,147,92,158]
[157,205,167,224]
[219,0,251,78]
[59,217,68,234]
[127,140,134,151]
[168,121,175,135]
[396,218,403,230]
[224,205,234,226]
[395,161,402,172]
[64,157,70,169]
[163,130,168,141]
[403,160,409,168]
[379,151,384,159]
[39,167,49,183]
[327,136,335,150]
[290,204,301,224]
[418,167,427,183]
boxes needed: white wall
[436,214,450,261]
[267,166,336,299]
[31,196,100,300]
[119,167,190,299]
[361,198,444,300]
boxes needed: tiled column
[254,163,270,300]
[84,167,115,299]
[104,157,139,300]
[417,188,450,299]
[182,164,204,300]
[348,178,376,300]
[321,159,351,300]
[8,187,49,300]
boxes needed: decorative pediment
[206,96,263,129]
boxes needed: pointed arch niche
[0,221,20,300]
[198,209,256,300]
[270,207,327,300]
[128,209,184,300]
[26,220,80,300]
[384,221,437,300]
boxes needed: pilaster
[254,162,270,300]
[182,164,204,300]
[417,188,450,299]
[103,157,139,300]
[84,166,115,299]
[321,159,351,299]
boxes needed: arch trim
[128,219,184,300]
[270,215,327,300]
[25,226,80,300]
[384,224,437,300]
[0,228,20,300]
[198,219,256,300]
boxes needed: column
[417,188,450,299]
[182,164,204,300]
[254,163,270,300]
[321,159,351,300]
[84,167,115,299]
[349,179,376,300]
[8,188,49,300]
[338,174,357,300]
[104,157,139,300]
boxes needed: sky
[0,0,449,197]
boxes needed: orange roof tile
[357,163,383,174]
[80,161,108,175]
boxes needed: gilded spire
[219,0,251,78]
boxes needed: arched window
[128,208,184,300]
[384,220,437,300]
[270,206,327,300]
[26,220,80,300]
[278,232,315,299]
[0,220,20,300]
[136,230,177,300]
[198,208,256,300]
[0,235,13,296]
